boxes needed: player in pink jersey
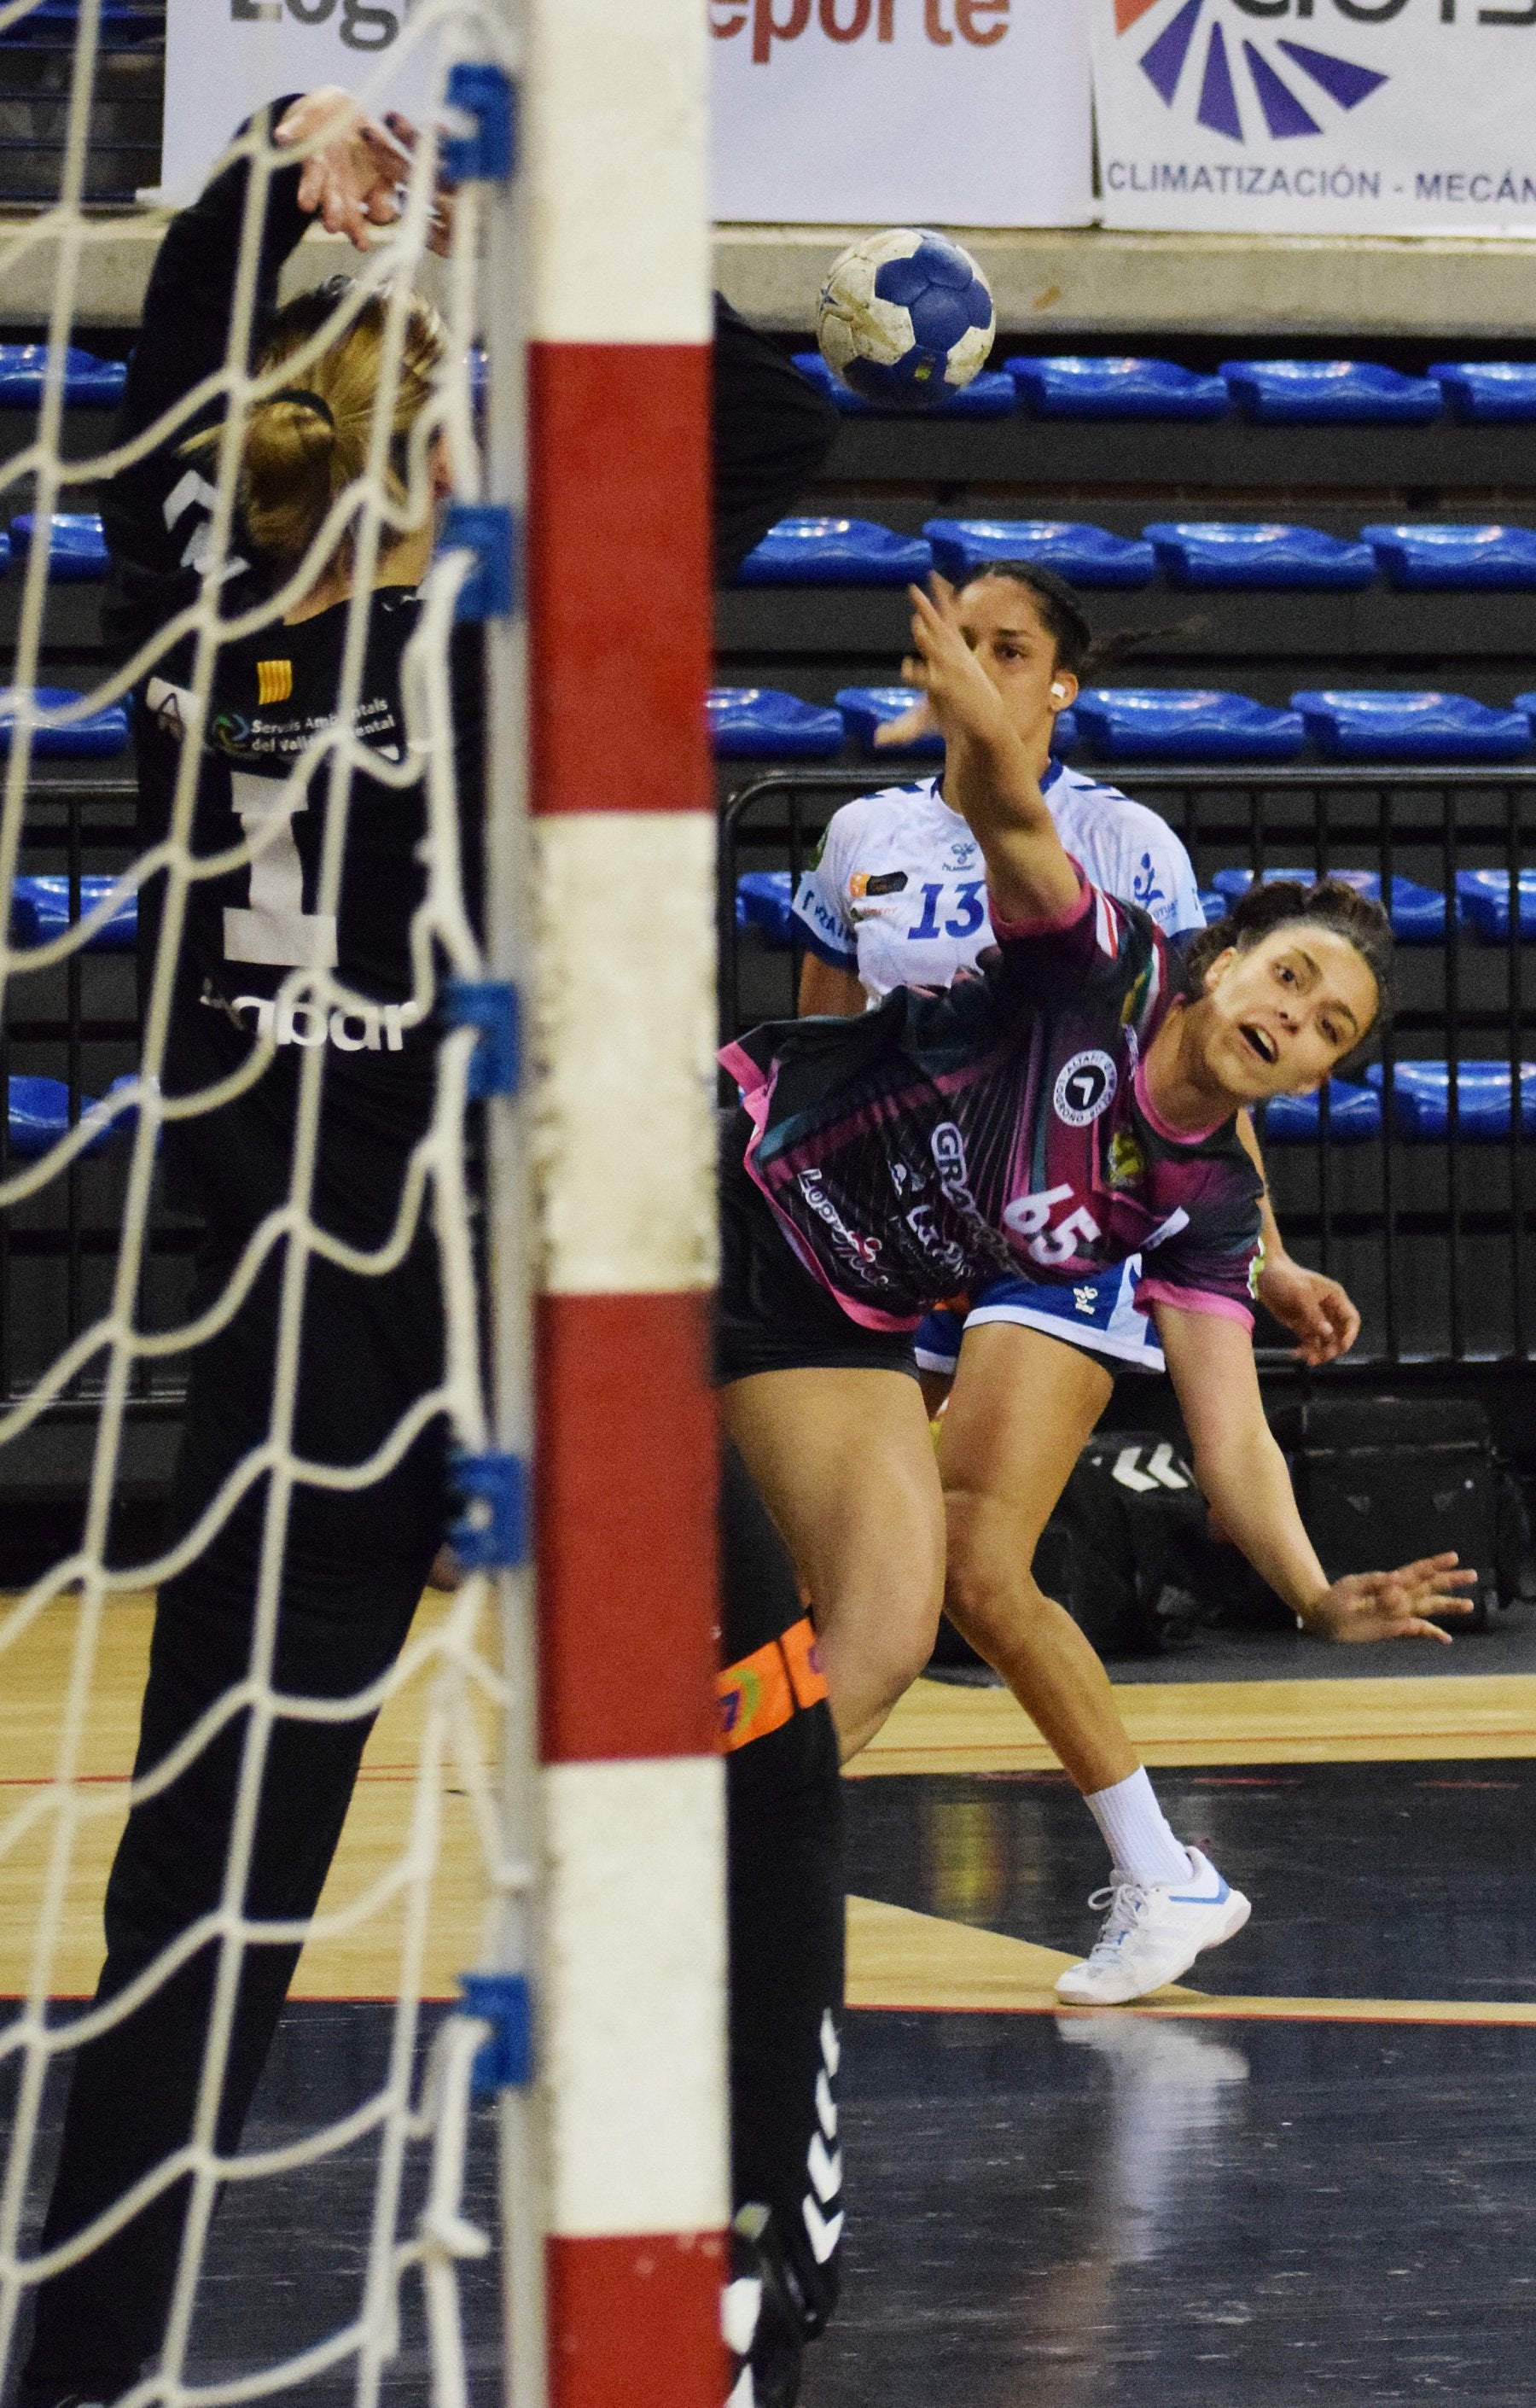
[719,574,1475,1987]
[790,562,1364,2000]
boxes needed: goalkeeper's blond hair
[200,274,445,573]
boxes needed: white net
[0,6,526,2401]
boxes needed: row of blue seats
[6,1075,135,1160]
[1,3,157,46]
[739,514,1536,592]
[9,875,137,949]
[0,513,108,580]
[794,353,1536,426]
[0,347,125,407]
[1265,1065,1536,1144]
[0,688,127,757]
[738,863,1536,953]
[712,683,1536,766]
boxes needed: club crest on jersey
[1107,1130,1145,1187]
[1055,1050,1118,1128]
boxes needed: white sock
[1084,1767,1193,1888]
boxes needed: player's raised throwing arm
[901,574,1081,925]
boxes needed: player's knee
[945,1525,1051,1654]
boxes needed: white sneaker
[1054,1847,1250,2006]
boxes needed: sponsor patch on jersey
[1054,1049,1118,1128]
[1106,1129,1145,1187]
[257,659,294,706]
[850,870,908,899]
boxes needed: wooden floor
[854,1670,1536,1775]
[0,1587,496,2000]
[8,1595,1536,2005]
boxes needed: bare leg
[724,1366,945,1761]
[936,1321,1139,1796]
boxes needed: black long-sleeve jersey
[108,104,834,1244]
[105,101,483,1247]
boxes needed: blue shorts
[912,1257,1164,1378]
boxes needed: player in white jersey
[793,561,1364,2002]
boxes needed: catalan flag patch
[256,659,293,706]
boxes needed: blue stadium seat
[5,1074,135,1159]
[1454,869,1536,942]
[790,354,1016,418]
[1004,356,1228,420]
[923,519,1156,588]
[1196,887,1227,926]
[1211,866,1446,945]
[1050,704,1079,758]
[736,517,933,587]
[1143,522,1375,591]
[1361,523,1536,592]
[11,874,137,949]
[1219,360,1443,426]
[1365,1060,1536,1140]
[10,511,109,580]
[707,687,844,760]
[1290,690,1530,762]
[0,687,129,758]
[0,345,126,405]
[0,530,10,574]
[1429,362,1536,423]
[835,687,945,757]
[2,1,154,41]
[1260,1080,1382,1144]
[1074,689,1306,764]
[736,872,796,948]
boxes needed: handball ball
[817,228,995,410]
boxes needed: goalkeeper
[20,87,842,2407]
[20,90,478,2401]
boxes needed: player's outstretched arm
[900,575,1079,925]
[1155,1302,1477,1643]
[1233,1112,1362,1365]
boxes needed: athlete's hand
[902,575,1010,755]
[379,109,458,258]
[276,88,409,253]
[874,695,939,750]
[1255,1252,1361,1366]
[1300,1554,1478,1645]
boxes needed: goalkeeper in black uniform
[19,88,842,2408]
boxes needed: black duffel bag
[1270,1394,1530,1630]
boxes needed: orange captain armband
[718,1616,827,1752]
[779,1614,829,1709]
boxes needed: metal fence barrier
[2,778,195,1433]
[722,764,1536,1370]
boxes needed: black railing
[722,764,1536,1370]
[2,777,194,1422]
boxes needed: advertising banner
[1093,0,1536,238]
[161,0,440,201]
[711,0,1092,228]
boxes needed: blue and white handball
[817,228,995,411]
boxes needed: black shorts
[716,1110,922,1385]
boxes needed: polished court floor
[5,1594,1536,2398]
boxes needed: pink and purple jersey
[721,867,1264,1336]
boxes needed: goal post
[518,4,728,2408]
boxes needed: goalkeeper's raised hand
[275,87,411,254]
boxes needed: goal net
[0,4,530,2400]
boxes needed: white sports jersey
[792,764,1205,999]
